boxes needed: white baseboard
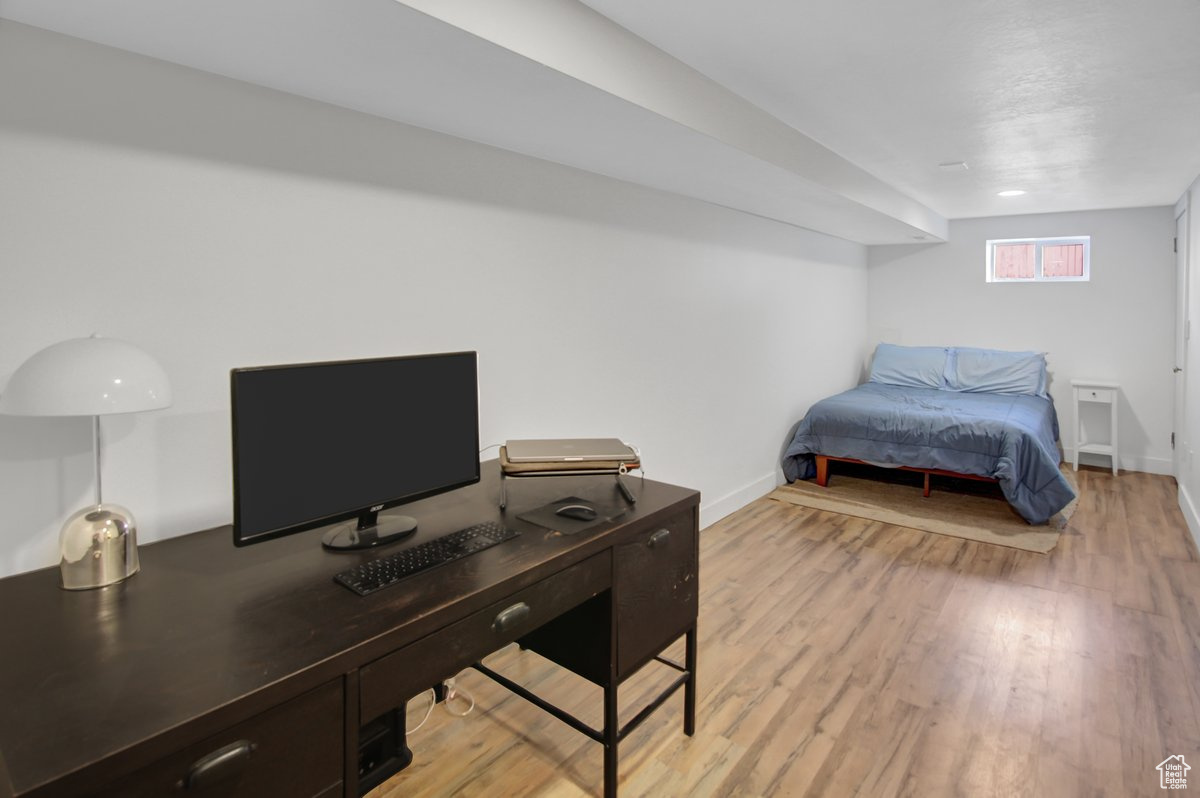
[1180,483,1200,554]
[700,472,777,530]
[1071,450,1174,476]
[1120,454,1174,475]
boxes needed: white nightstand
[1070,379,1119,475]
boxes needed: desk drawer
[90,680,343,798]
[616,509,697,678]
[360,552,609,720]
[1078,387,1115,403]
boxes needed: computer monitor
[230,351,480,550]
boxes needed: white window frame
[985,236,1091,283]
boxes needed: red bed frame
[814,454,998,498]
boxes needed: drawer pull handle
[648,529,671,548]
[493,602,531,633]
[182,740,256,790]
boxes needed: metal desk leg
[604,681,618,798]
[684,626,697,737]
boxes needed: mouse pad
[517,496,629,535]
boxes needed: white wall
[868,208,1176,474]
[0,22,868,578]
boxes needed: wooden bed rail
[814,454,998,498]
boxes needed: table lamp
[0,336,172,590]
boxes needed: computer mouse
[555,503,598,521]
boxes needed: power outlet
[433,678,456,703]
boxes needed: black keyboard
[334,521,519,596]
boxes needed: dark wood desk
[0,463,699,798]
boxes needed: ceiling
[581,0,1200,220]
[2,0,1197,243]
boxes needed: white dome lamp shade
[0,336,172,590]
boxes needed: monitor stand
[322,509,417,551]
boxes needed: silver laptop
[505,438,637,463]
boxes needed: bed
[781,344,1076,525]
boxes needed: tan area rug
[768,466,1078,553]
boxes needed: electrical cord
[405,688,437,734]
[406,673,476,736]
[442,674,476,718]
[622,442,646,483]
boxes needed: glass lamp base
[59,503,140,590]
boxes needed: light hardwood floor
[370,468,1200,797]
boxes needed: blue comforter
[781,383,1075,524]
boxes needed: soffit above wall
[0,0,947,245]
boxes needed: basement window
[986,236,1090,282]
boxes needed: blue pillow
[947,347,1048,397]
[868,343,948,389]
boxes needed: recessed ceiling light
[997,189,1026,197]
[938,161,969,171]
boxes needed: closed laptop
[504,438,636,464]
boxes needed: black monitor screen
[231,351,480,546]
